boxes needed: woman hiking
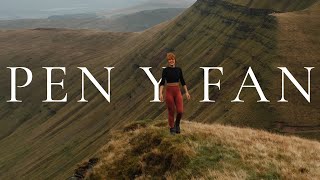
[159,52,191,134]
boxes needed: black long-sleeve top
[159,66,186,86]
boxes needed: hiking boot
[175,124,180,134]
[174,120,181,134]
[170,128,176,135]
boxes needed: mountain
[81,119,320,179]
[98,0,196,18]
[97,8,186,32]
[0,8,186,32]
[0,0,319,179]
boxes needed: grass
[88,119,320,179]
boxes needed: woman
[159,52,191,134]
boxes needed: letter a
[232,67,269,103]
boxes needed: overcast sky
[0,0,146,19]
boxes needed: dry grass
[89,120,320,179]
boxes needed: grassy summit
[85,119,320,179]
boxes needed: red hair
[166,52,176,61]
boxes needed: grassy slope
[270,2,320,139]
[89,119,320,179]
[0,24,167,179]
[225,0,318,11]
[0,29,141,179]
[0,0,319,179]
[113,0,320,136]
[0,8,185,32]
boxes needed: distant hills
[0,8,186,32]
[0,0,196,32]
[0,0,194,20]
[98,0,196,18]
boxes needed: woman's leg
[174,89,184,128]
[165,87,175,128]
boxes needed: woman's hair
[166,52,176,61]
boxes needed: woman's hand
[159,86,164,102]
[160,94,164,102]
[185,92,191,101]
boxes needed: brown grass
[89,120,320,179]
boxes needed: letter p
[7,67,33,102]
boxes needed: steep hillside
[111,0,320,138]
[225,0,318,11]
[269,1,320,139]
[0,29,140,179]
[0,0,319,179]
[0,8,185,32]
[84,120,320,179]
[0,24,167,179]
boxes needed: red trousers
[165,86,184,128]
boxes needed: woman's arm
[160,85,164,102]
[159,68,166,102]
[180,68,191,100]
[183,85,191,100]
